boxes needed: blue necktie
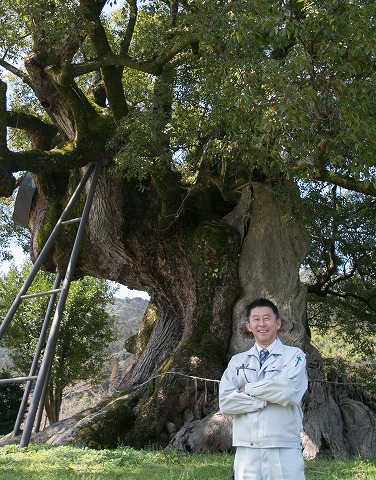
[259,349,269,366]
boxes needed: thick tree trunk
[226,181,310,354]
[23,167,376,457]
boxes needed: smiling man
[219,298,308,480]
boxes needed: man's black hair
[245,297,280,320]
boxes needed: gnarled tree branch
[7,111,58,150]
[80,0,128,121]
[68,36,199,78]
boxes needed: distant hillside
[107,296,149,353]
[1,296,149,419]
[62,296,149,418]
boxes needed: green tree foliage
[1,1,374,307]
[0,371,24,435]
[0,262,116,424]
[310,326,376,395]
[297,182,376,389]
[103,0,376,189]
[0,1,374,193]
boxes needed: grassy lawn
[0,445,374,479]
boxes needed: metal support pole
[0,376,38,384]
[19,162,102,448]
[12,272,62,436]
[34,362,52,433]
[0,163,96,341]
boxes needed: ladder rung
[0,376,38,385]
[61,217,82,225]
[21,288,62,300]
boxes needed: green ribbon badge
[295,355,302,367]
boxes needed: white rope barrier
[134,371,220,389]
[131,371,369,390]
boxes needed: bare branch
[313,169,376,197]
[69,37,198,78]
[0,59,33,89]
[119,0,138,55]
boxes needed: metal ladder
[0,161,103,448]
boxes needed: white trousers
[234,446,305,480]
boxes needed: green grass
[0,445,374,479]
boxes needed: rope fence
[129,371,370,391]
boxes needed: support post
[19,162,102,448]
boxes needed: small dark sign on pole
[12,172,36,228]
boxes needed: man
[219,298,308,480]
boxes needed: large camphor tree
[0,0,375,456]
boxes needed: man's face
[246,306,281,348]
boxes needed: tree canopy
[1,0,376,309]
[0,0,375,195]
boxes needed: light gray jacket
[219,338,308,448]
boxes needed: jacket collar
[246,337,283,357]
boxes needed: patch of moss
[87,112,115,143]
[35,172,68,258]
[184,219,239,341]
[76,394,139,449]
[35,168,96,272]
[186,220,239,270]
[49,142,75,155]
[133,303,158,356]
[124,334,136,354]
